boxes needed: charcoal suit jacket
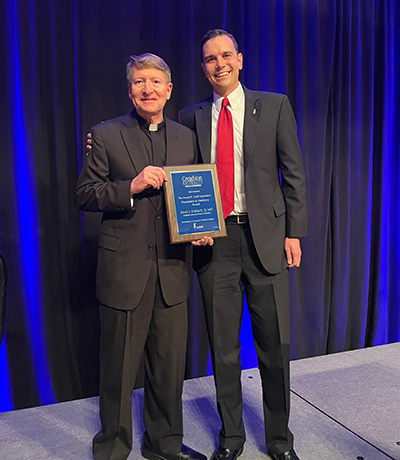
[75,110,198,310]
[179,86,307,274]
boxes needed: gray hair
[201,29,240,61]
[126,53,172,84]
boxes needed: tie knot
[222,97,229,108]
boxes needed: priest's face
[128,66,173,124]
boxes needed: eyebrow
[204,49,233,59]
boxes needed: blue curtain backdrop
[0,0,399,411]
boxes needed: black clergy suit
[75,110,198,460]
[179,87,307,456]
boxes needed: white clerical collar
[136,112,165,132]
[213,83,244,111]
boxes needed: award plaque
[163,164,227,244]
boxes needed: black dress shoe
[270,449,300,460]
[211,446,243,460]
[179,445,207,460]
[142,444,207,460]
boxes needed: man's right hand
[87,133,166,195]
[130,166,168,195]
[86,132,92,150]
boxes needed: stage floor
[1,343,399,459]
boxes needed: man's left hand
[192,237,214,246]
[285,237,302,267]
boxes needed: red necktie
[217,97,234,218]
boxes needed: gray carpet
[290,342,400,460]
[0,343,399,459]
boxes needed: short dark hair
[201,29,240,61]
[126,53,171,84]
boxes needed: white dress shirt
[211,83,246,214]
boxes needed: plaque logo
[182,175,203,187]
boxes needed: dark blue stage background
[1,0,399,412]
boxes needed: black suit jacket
[179,86,307,274]
[75,110,198,310]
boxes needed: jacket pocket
[99,233,121,252]
[272,199,286,218]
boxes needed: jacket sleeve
[276,96,307,238]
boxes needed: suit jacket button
[155,214,160,219]
[148,244,154,251]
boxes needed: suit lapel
[120,111,150,176]
[194,91,260,170]
[243,88,261,172]
[120,110,160,211]
[195,98,212,164]
[165,118,181,166]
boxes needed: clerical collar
[136,113,165,132]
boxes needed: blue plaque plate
[163,164,227,244]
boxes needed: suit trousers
[93,262,188,460]
[196,221,293,456]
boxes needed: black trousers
[197,221,293,456]
[93,263,188,460]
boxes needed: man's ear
[238,53,243,71]
[166,82,173,100]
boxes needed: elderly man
[76,53,210,460]
[179,30,307,460]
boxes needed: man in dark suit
[179,30,307,460]
[75,53,210,460]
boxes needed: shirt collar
[213,83,244,112]
[136,112,165,132]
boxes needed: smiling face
[201,34,243,97]
[128,66,173,124]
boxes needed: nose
[216,56,224,69]
[143,80,153,94]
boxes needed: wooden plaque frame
[163,164,227,244]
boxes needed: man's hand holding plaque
[85,133,216,246]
